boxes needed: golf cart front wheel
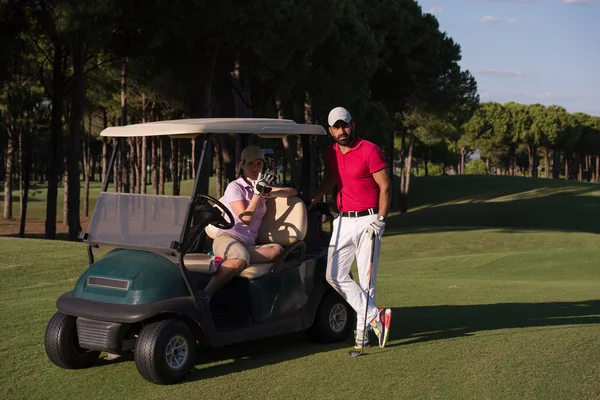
[306,290,354,343]
[44,311,101,369]
[134,319,196,385]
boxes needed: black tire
[134,319,196,385]
[44,311,101,369]
[306,290,354,343]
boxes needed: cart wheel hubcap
[165,335,188,370]
[329,303,348,333]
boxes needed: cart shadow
[186,332,351,382]
[84,332,352,378]
[385,299,600,347]
[88,352,135,368]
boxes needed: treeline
[404,102,600,183]
[461,102,600,181]
[0,0,479,240]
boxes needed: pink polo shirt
[218,177,266,245]
[325,137,386,213]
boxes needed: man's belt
[340,208,379,218]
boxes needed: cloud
[563,0,593,4]
[481,92,528,100]
[480,15,520,24]
[472,68,526,77]
[480,92,581,105]
[480,15,502,24]
[536,92,580,102]
[427,7,443,14]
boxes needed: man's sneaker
[369,308,392,348]
[354,330,370,350]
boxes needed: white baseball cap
[328,106,352,127]
[240,145,265,162]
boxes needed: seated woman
[202,145,297,302]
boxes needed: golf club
[349,230,377,357]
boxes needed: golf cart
[44,118,353,385]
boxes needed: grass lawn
[1,175,600,399]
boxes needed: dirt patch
[0,218,90,240]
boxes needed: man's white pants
[326,213,383,334]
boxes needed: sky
[416,0,600,117]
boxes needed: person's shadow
[386,299,600,346]
[190,299,600,380]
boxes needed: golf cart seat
[183,196,307,279]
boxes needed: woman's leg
[203,234,250,297]
[247,243,283,264]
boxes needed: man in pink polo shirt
[311,106,392,351]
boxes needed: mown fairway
[1,175,600,399]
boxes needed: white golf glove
[252,169,275,196]
[365,219,385,238]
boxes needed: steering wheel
[193,194,235,230]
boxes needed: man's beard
[334,127,355,146]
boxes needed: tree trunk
[586,154,591,182]
[63,170,68,226]
[3,125,14,220]
[140,137,146,193]
[45,39,65,239]
[140,95,148,193]
[544,148,550,178]
[159,138,165,195]
[101,138,108,186]
[528,145,535,177]
[460,147,466,175]
[113,139,121,192]
[83,116,91,218]
[151,137,158,195]
[564,156,569,181]
[405,136,414,192]
[128,139,136,193]
[552,151,560,179]
[214,136,223,197]
[66,33,85,240]
[399,131,408,213]
[191,139,196,179]
[511,148,517,176]
[387,127,396,205]
[170,138,180,195]
[19,127,31,237]
[577,155,583,182]
[595,155,600,183]
[120,57,129,193]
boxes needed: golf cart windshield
[88,192,190,252]
[88,118,326,254]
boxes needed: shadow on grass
[387,299,600,347]
[86,331,353,381]
[89,299,600,381]
[187,332,351,382]
[384,175,600,236]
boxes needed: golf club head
[348,349,363,357]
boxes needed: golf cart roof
[100,118,327,139]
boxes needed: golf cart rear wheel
[44,311,101,369]
[306,290,354,343]
[134,319,196,385]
